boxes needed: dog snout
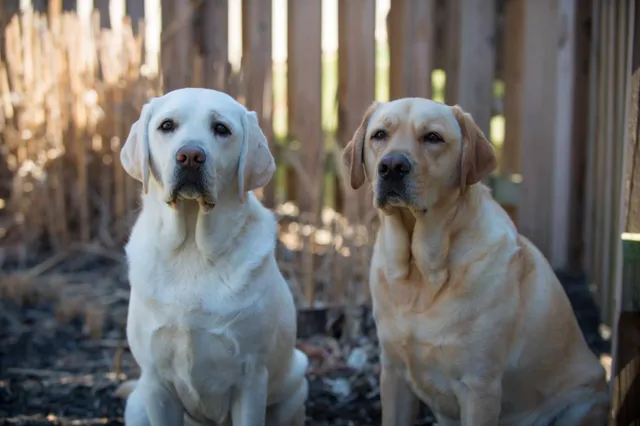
[175,146,206,168]
[378,153,412,181]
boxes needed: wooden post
[498,0,525,223]
[242,0,274,206]
[287,0,322,214]
[126,0,144,34]
[337,0,375,215]
[611,3,639,424]
[501,0,523,178]
[443,0,496,139]
[200,0,228,91]
[514,0,577,269]
[288,0,323,308]
[566,0,592,271]
[161,0,192,91]
[336,0,376,332]
[387,0,435,100]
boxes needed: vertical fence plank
[500,0,524,223]
[548,0,576,269]
[625,5,640,236]
[288,0,322,307]
[242,0,274,206]
[200,0,228,91]
[161,0,192,91]
[336,0,376,328]
[444,0,496,137]
[287,0,322,214]
[515,0,574,269]
[586,0,604,301]
[567,0,592,271]
[387,0,435,100]
[598,0,616,320]
[337,0,375,217]
[582,0,599,280]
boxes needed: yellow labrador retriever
[343,98,609,426]
[118,88,308,426]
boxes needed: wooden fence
[590,1,640,424]
[0,0,608,312]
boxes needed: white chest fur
[124,199,278,425]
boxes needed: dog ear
[238,110,275,202]
[342,101,380,190]
[451,105,497,194]
[121,99,155,194]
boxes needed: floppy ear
[451,105,497,194]
[121,100,155,194]
[342,101,380,190]
[238,110,275,202]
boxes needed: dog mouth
[167,171,216,212]
[375,183,411,208]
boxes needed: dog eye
[213,123,231,137]
[423,132,444,143]
[159,119,176,132]
[371,130,388,140]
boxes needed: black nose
[175,146,206,168]
[378,153,412,180]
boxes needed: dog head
[342,98,496,213]
[120,88,275,212]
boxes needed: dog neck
[141,184,254,259]
[379,184,486,296]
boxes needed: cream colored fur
[343,98,609,426]
[117,88,308,426]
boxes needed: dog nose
[175,146,206,168]
[378,153,412,180]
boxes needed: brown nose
[378,153,412,181]
[175,146,206,168]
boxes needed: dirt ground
[0,251,610,426]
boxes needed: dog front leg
[454,377,501,426]
[231,365,269,426]
[139,374,184,426]
[381,364,420,426]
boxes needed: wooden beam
[625,2,640,234]
[567,0,592,271]
[443,0,496,138]
[242,0,273,206]
[200,0,228,91]
[501,0,524,177]
[337,0,375,170]
[287,0,322,214]
[161,0,193,91]
[336,0,376,310]
[387,0,435,100]
[515,0,577,269]
[548,0,577,269]
[612,311,640,426]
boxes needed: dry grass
[0,9,377,313]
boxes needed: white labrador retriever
[117,88,309,426]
